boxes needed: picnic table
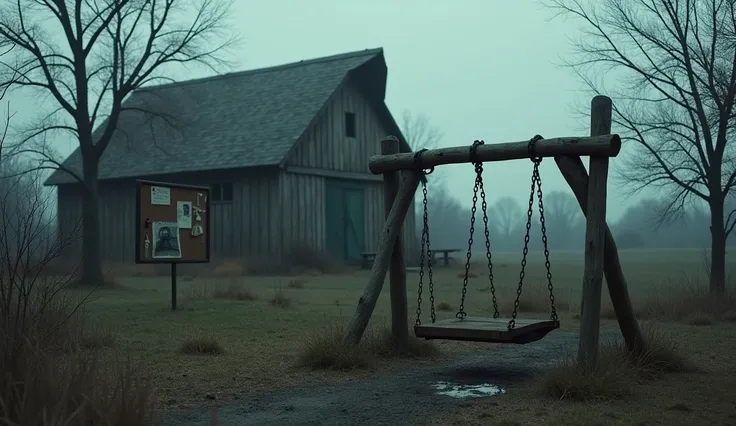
[360,248,461,269]
[431,248,462,266]
[360,252,376,269]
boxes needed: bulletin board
[135,180,211,264]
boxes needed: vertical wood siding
[55,168,281,263]
[283,77,418,260]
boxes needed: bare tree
[492,196,523,240]
[401,110,444,151]
[545,191,583,233]
[0,0,238,285]
[546,0,736,293]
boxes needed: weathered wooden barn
[44,48,418,264]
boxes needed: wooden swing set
[343,95,646,368]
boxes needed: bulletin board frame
[135,180,211,264]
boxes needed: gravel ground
[159,330,596,426]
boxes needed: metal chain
[414,149,435,326]
[509,162,537,330]
[535,163,558,322]
[478,163,499,318]
[458,140,485,320]
[416,178,427,326]
[509,135,546,330]
[426,183,436,324]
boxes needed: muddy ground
[159,330,599,426]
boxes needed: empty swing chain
[509,135,558,330]
[415,149,436,326]
[458,140,485,319]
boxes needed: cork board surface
[135,180,210,263]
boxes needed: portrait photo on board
[152,221,182,259]
[177,201,192,229]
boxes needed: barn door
[325,180,365,263]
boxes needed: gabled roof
[45,47,406,186]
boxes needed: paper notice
[151,186,171,205]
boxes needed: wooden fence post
[382,136,409,346]
[577,95,612,370]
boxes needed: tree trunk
[80,157,105,286]
[709,193,727,294]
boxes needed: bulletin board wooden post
[135,180,211,311]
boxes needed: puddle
[431,381,506,399]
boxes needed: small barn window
[211,182,233,203]
[345,112,356,138]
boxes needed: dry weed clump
[295,321,438,370]
[269,287,292,308]
[436,301,453,311]
[538,324,694,401]
[212,279,258,301]
[179,335,225,355]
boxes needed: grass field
[75,248,736,424]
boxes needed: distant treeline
[416,184,729,253]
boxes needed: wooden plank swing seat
[414,317,560,344]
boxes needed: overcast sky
[4,0,653,220]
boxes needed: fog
[0,0,727,252]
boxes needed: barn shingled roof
[44,48,406,186]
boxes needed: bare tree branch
[401,110,444,151]
[0,0,240,285]
[544,0,736,292]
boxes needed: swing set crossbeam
[368,134,621,175]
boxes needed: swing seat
[414,317,560,344]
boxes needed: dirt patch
[158,330,585,426]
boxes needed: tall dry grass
[0,138,157,425]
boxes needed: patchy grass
[78,248,736,416]
[182,279,258,301]
[179,335,225,355]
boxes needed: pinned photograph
[177,201,192,229]
[152,221,182,259]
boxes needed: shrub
[270,287,292,308]
[287,278,306,289]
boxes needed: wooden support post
[382,136,409,346]
[555,155,646,355]
[577,95,611,370]
[368,134,621,174]
[344,169,422,345]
